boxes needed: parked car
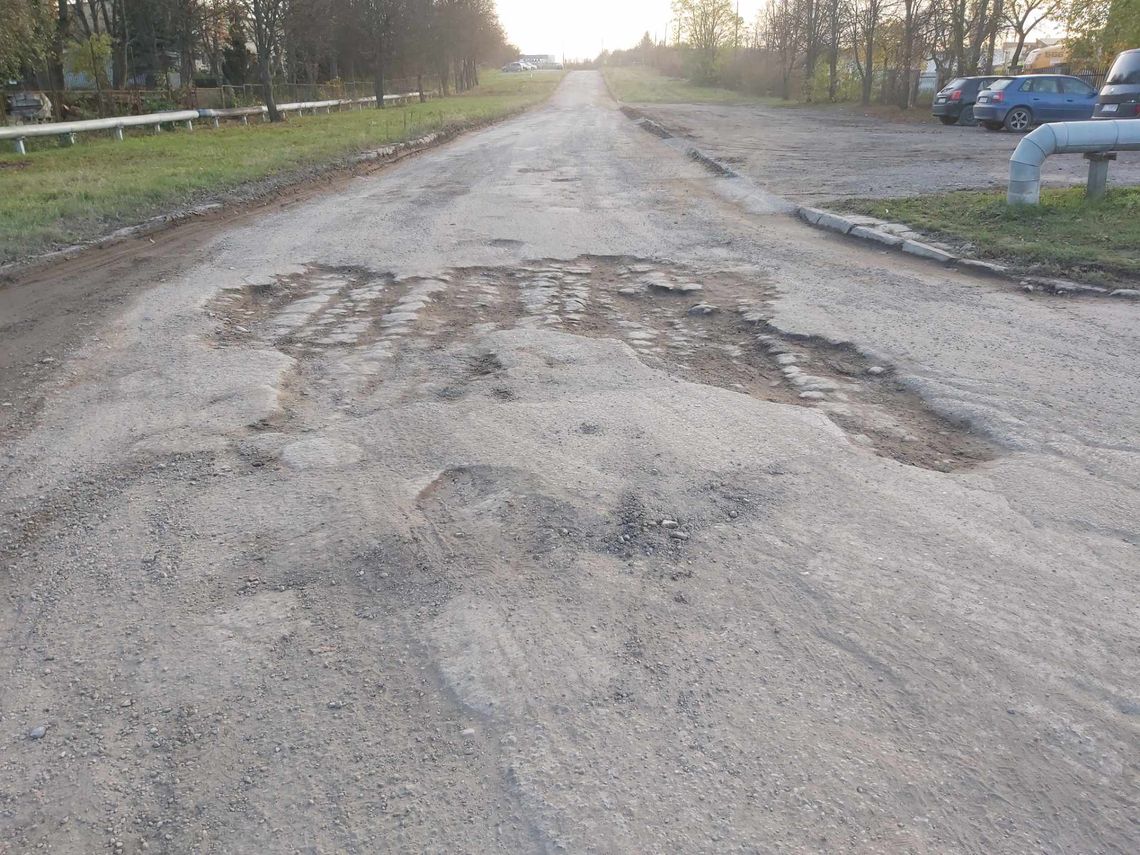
[1093,48,1140,119]
[931,76,1005,125]
[501,61,528,73]
[974,74,1098,131]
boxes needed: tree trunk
[983,0,1003,73]
[803,0,818,101]
[373,29,385,109]
[50,0,68,119]
[862,31,875,105]
[259,46,281,121]
[1010,33,1027,70]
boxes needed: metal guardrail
[0,110,200,152]
[0,93,428,153]
[1008,119,1140,204]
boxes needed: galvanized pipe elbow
[1007,120,1140,205]
[1007,125,1056,205]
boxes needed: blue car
[974,74,1098,132]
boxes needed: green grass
[603,66,780,106]
[0,70,563,264]
[838,188,1140,282]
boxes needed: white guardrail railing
[0,93,427,154]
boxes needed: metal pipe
[1008,120,1140,205]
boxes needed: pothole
[207,256,998,472]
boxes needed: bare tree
[850,0,895,104]
[762,0,802,99]
[673,0,742,81]
[243,0,287,120]
[1004,0,1064,68]
[822,0,844,99]
[897,0,930,107]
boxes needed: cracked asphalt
[1,71,1137,854]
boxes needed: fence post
[60,132,76,146]
[13,137,26,155]
[113,126,124,141]
[184,119,193,131]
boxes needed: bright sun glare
[495,0,766,62]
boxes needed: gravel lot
[636,102,1140,202]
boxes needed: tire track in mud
[208,256,998,473]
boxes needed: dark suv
[1093,48,1140,119]
[931,76,1004,125]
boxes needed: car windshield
[986,78,1014,91]
[1105,52,1140,85]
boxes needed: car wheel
[1004,107,1032,132]
[981,121,1003,131]
[957,105,976,126]
[938,115,958,126]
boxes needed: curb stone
[796,204,1130,297]
[814,211,858,234]
[901,239,958,264]
[850,226,903,248]
[687,147,737,177]
[958,258,1009,275]
[619,105,739,177]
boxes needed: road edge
[794,206,1140,299]
[0,101,546,281]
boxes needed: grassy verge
[0,70,563,264]
[603,66,780,105]
[838,187,1140,282]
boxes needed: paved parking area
[637,102,1140,203]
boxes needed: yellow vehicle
[1023,44,1068,71]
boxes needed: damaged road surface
[2,72,1137,853]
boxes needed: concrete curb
[687,147,737,177]
[621,105,741,177]
[619,106,672,139]
[795,205,1136,298]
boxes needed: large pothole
[207,256,998,472]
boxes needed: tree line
[611,0,1138,107]
[1,0,513,120]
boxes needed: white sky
[496,0,766,62]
